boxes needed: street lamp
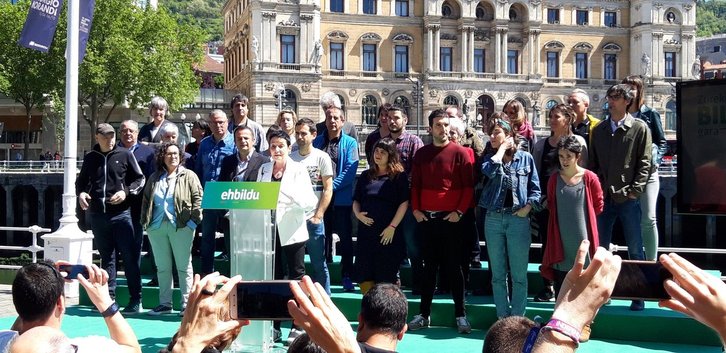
[407,76,423,135]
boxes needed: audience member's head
[482,316,537,353]
[160,297,242,353]
[357,283,408,342]
[191,119,212,143]
[12,261,65,330]
[319,92,342,112]
[288,333,327,353]
[10,326,71,353]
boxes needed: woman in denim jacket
[479,113,541,318]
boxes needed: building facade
[223,0,696,139]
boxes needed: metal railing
[0,225,52,269]
[0,160,83,173]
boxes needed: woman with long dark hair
[352,138,409,294]
[479,113,541,318]
[621,75,667,261]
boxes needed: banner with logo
[202,182,281,210]
[78,0,95,62]
[18,0,65,53]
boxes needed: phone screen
[58,264,89,280]
[611,260,673,301]
[230,281,295,320]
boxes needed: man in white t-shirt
[290,117,334,297]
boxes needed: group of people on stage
[71,74,667,344]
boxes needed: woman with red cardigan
[540,135,603,291]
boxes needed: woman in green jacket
[141,142,203,316]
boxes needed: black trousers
[418,217,466,318]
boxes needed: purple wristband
[542,319,581,346]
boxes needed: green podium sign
[202,182,280,210]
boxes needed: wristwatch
[101,302,119,318]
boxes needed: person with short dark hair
[11,261,64,328]
[228,94,267,152]
[291,118,334,295]
[589,83,652,311]
[356,283,408,353]
[482,316,538,353]
[479,115,541,319]
[77,123,145,313]
[288,333,327,353]
[186,119,212,171]
[408,109,474,334]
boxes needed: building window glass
[440,47,453,71]
[604,11,617,27]
[336,94,347,113]
[666,100,676,130]
[395,0,409,16]
[330,0,343,12]
[576,10,588,25]
[442,3,453,17]
[507,50,518,74]
[281,89,297,113]
[665,52,677,77]
[395,45,409,73]
[546,52,559,77]
[393,96,410,117]
[604,54,617,80]
[330,42,344,71]
[476,6,486,20]
[474,49,485,73]
[280,35,295,64]
[509,8,517,20]
[363,0,376,14]
[547,8,559,24]
[576,52,588,79]
[362,95,379,125]
[363,44,377,72]
[444,95,459,106]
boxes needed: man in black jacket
[76,123,146,314]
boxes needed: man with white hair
[139,96,175,145]
[568,89,601,147]
[317,92,359,142]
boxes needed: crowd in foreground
[2,242,726,353]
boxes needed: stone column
[653,32,663,77]
[426,26,433,71]
[434,26,441,71]
[468,28,475,72]
[262,12,277,62]
[494,29,501,73]
[501,29,509,73]
[460,25,468,72]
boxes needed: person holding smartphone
[257,130,317,343]
[141,142,203,316]
[479,114,541,319]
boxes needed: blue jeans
[90,209,142,303]
[201,209,226,275]
[306,219,330,294]
[484,210,531,318]
[598,198,645,261]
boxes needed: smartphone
[229,280,295,320]
[611,260,673,301]
[58,264,90,280]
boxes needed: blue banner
[78,0,95,62]
[17,0,65,53]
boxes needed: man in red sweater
[408,108,474,334]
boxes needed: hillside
[697,0,726,37]
[161,0,225,41]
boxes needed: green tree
[696,0,726,37]
[0,0,65,160]
[78,0,205,147]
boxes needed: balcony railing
[246,62,320,73]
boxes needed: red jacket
[540,169,603,280]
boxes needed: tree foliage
[0,0,65,159]
[78,0,206,147]
[696,0,726,37]
[160,0,223,41]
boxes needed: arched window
[509,8,518,21]
[545,99,557,119]
[476,5,486,20]
[393,96,411,119]
[601,101,610,119]
[442,3,453,17]
[666,100,677,131]
[476,95,495,125]
[362,95,379,125]
[336,94,347,114]
[444,95,459,107]
[282,89,297,113]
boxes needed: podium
[202,181,282,353]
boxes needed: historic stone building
[223,0,696,138]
